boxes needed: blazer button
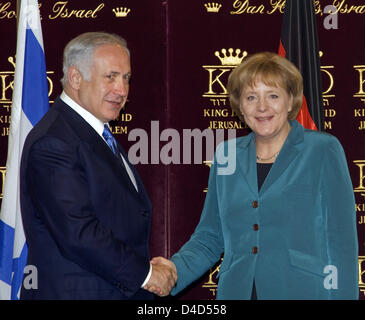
[253,224,259,231]
[252,246,258,254]
[252,200,258,208]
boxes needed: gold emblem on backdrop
[214,48,246,66]
[202,48,247,130]
[354,65,365,99]
[359,257,365,296]
[0,56,55,137]
[353,65,365,130]
[202,257,223,296]
[204,3,222,13]
[202,48,245,99]
[320,52,336,131]
[354,158,365,299]
[112,7,130,18]
[320,53,365,131]
[354,160,365,196]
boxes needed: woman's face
[239,81,293,142]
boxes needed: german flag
[278,0,324,131]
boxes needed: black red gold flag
[278,0,324,131]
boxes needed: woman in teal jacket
[151,52,358,299]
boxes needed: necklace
[256,151,279,161]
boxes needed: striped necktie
[102,124,120,157]
[103,124,139,191]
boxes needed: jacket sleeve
[24,136,149,298]
[321,136,358,299]
[171,145,225,295]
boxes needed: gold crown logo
[215,48,247,66]
[113,7,131,17]
[204,3,222,13]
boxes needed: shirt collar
[60,91,107,137]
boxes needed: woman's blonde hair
[227,52,303,121]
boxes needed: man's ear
[68,66,83,90]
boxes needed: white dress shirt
[60,91,151,288]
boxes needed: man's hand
[143,257,177,296]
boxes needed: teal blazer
[171,120,358,299]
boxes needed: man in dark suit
[19,32,176,299]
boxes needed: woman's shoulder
[303,128,343,151]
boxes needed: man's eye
[106,74,115,80]
[124,74,131,81]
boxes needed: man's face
[77,44,131,123]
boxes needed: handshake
[143,257,177,297]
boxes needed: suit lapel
[259,121,304,194]
[117,142,152,208]
[236,133,258,195]
[93,133,141,198]
[54,98,143,201]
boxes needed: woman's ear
[288,94,294,113]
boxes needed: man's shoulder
[24,101,81,152]
[28,107,63,139]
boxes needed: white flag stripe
[0,0,49,300]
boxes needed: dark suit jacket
[20,97,153,300]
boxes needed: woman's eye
[247,95,255,101]
[270,94,278,99]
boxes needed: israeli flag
[0,0,49,300]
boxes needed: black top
[257,162,273,191]
[251,162,273,300]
